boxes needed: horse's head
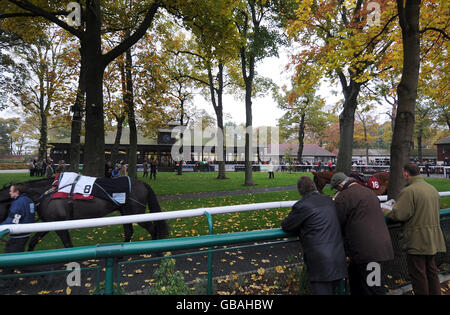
[0,179,53,223]
[312,171,326,192]
[0,201,12,223]
[312,171,336,193]
[20,178,54,201]
[0,185,13,223]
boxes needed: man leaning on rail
[281,176,348,295]
[331,172,394,295]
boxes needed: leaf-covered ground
[0,172,449,295]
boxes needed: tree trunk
[388,0,421,200]
[244,80,254,186]
[81,4,106,177]
[208,63,227,180]
[241,48,255,186]
[111,115,125,164]
[364,123,369,165]
[391,104,396,134]
[37,65,47,162]
[335,82,360,174]
[39,111,48,162]
[445,112,450,130]
[216,106,227,180]
[69,53,86,172]
[125,49,137,179]
[417,132,423,163]
[297,113,305,164]
[177,102,185,176]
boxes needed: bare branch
[420,27,450,40]
[102,2,160,67]
[6,0,84,38]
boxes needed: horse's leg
[55,230,73,248]
[27,231,49,251]
[122,223,134,242]
[137,221,158,240]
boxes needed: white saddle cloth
[57,172,97,196]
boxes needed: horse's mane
[314,171,336,180]
[0,177,54,201]
[1,177,54,189]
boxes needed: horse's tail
[143,181,169,239]
[143,181,161,213]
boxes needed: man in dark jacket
[281,176,348,295]
[331,172,394,295]
[1,183,35,253]
[150,158,157,180]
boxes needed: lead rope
[127,197,146,209]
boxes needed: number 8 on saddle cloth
[55,172,131,205]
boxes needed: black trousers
[309,280,341,295]
[348,262,387,295]
[5,236,29,253]
[2,237,29,275]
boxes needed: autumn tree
[133,32,178,139]
[0,117,20,155]
[1,0,164,176]
[275,85,326,163]
[233,0,292,186]
[8,27,75,161]
[354,110,379,164]
[167,1,241,179]
[417,0,449,131]
[0,29,28,109]
[288,0,399,174]
[162,39,197,175]
[103,52,126,165]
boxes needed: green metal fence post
[0,229,10,241]
[104,257,115,295]
[337,279,347,295]
[204,211,214,295]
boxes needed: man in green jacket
[383,162,446,295]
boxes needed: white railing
[1,192,450,236]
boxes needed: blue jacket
[1,193,35,238]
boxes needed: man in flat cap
[330,172,394,295]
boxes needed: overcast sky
[192,47,344,128]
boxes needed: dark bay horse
[0,176,169,251]
[312,170,390,195]
[0,178,54,223]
